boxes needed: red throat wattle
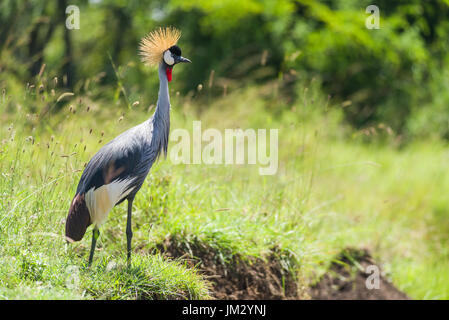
[166,67,173,82]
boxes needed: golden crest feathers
[139,27,181,67]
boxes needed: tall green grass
[1,76,449,299]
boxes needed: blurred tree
[1,0,449,140]
[58,0,76,88]
[283,0,448,132]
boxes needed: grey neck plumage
[151,63,171,157]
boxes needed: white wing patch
[85,179,135,226]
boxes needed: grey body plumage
[76,63,171,200]
[65,36,190,266]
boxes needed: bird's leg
[126,198,134,266]
[88,227,100,267]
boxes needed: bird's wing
[76,122,152,196]
[67,123,153,238]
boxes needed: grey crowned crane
[65,27,190,266]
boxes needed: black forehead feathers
[169,45,181,56]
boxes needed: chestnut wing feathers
[76,124,152,197]
[77,143,141,196]
[66,122,157,241]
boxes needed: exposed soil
[309,248,410,300]
[157,240,408,300]
[157,239,303,299]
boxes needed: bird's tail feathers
[66,193,91,242]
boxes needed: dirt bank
[157,241,408,300]
[309,248,409,300]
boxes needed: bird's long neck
[151,63,171,156]
[154,63,170,120]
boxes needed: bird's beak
[175,56,191,64]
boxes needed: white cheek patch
[163,51,175,65]
[85,179,135,226]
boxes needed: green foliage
[407,65,449,140]
[1,0,449,138]
[2,73,449,299]
[2,0,449,300]
[283,0,448,133]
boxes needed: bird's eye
[163,51,175,66]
